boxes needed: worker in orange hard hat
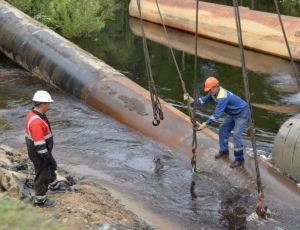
[183,77,249,168]
[203,76,219,92]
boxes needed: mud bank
[0,144,153,230]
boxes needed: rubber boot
[230,150,245,168]
[48,181,68,193]
[33,196,56,207]
[215,150,229,159]
[230,160,244,168]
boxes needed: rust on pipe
[129,0,300,61]
[0,0,300,208]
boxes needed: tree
[6,0,118,39]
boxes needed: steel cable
[136,0,164,126]
[232,0,263,198]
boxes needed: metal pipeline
[129,0,300,61]
[0,0,300,207]
[273,114,300,182]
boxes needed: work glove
[183,93,194,105]
[196,121,207,131]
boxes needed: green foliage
[35,0,117,39]
[5,0,33,13]
[34,14,60,30]
[278,0,300,17]
[6,0,118,39]
[0,197,65,230]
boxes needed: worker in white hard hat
[25,90,66,207]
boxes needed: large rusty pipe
[129,0,300,61]
[0,1,300,207]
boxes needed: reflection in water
[130,18,300,118]
[190,181,197,200]
[129,17,297,77]
[270,74,300,94]
[252,103,300,114]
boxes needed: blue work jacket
[195,87,248,125]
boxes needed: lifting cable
[191,0,200,172]
[273,0,300,89]
[136,0,164,126]
[154,0,199,171]
[153,0,191,115]
[232,0,265,214]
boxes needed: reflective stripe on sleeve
[37,149,48,154]
[44,133,53,139]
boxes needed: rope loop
[152,119,160,126]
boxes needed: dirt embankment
[0,144,153,230]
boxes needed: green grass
[0,197,65,230]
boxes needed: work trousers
[218,110,249,161]
[27,147,57,196]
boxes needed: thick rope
[191,0,200,172]
[153,0,193,115]
[232,0,263,196]
[136,0,164,126]
[153,0,198,170]
[273,0,300,90]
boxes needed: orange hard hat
[204,77,219,92]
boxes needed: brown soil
[0,144,153,230]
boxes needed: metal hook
[152,119,160,126]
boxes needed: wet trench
[1,57,300,229]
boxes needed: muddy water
[0,55,299,229]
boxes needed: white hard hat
[32,90,54,103]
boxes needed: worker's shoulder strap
[216,87,228,99]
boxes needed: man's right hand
[183,93,194,105]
